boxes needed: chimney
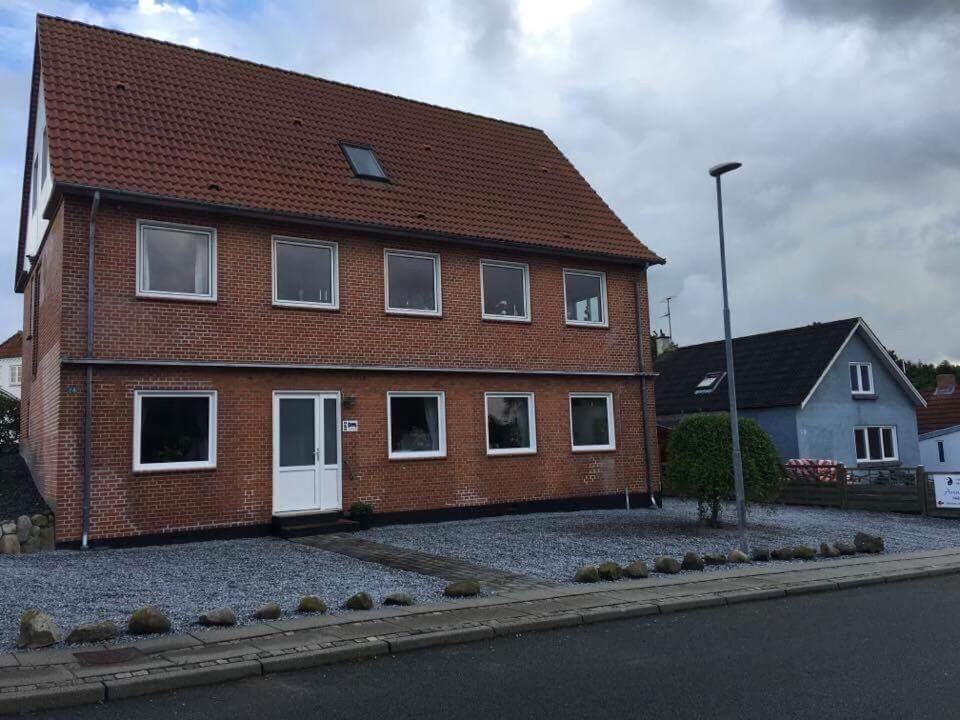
[655,332,677,357]
[935,373,956,395]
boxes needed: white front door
[273,392,342,513]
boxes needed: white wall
[920,429,960,472]
[0,357,22,400]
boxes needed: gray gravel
[368,501,960,582]
[0,536,447,653]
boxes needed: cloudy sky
[1,0,957,361]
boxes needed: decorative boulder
[854,532,884,554]
[820,543,841,558]
[31,514,49,528]
[18,609,61,649]
[15,515,31,543]
[198,607,237,626]
[66,621,119,645]
[0,534,20,555]
[342,592,374,610]
[836,541,857,556]
[574,565,600,583]
[443,580,482,598]
[681,552,705,571]
[297,596,327,613]
[655,556,681,574]
[704,552,727,566]
[794,545,816,560]
[128,606,171,635]
[383,592,415,607]
[750,548,771,562]
[771,548,795,561]
[253,602,282,620]
[1,522,15,535]
[727,549,750,564]
[597,561,623,581]
[623,560,649,579]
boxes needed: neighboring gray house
[655,318,926,468]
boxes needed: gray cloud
[0,0,957,363]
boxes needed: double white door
[273,392,341,513]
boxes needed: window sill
[136,292,217,304]
[385,309,442,319]
[572,446,617,454]
[482,315,532,324]
[388,453,447,461]
[851,393,877,401]
[565,320,609,329]
[273,301,340,312]
[487,449,537,457]
[133,463,217,473]
[855,460,900,469]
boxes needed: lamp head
[709,162,742,177]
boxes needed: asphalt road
[29,574,960,720]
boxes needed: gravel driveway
[368,501,960,583]
[0,537,446,653]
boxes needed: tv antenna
[659,296,676,338]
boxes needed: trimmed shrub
[665,414,783,525]
[0,394,19,453]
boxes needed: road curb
[3,550,960,714]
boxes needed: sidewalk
[3,547,960,715]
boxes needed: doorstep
[2,547,960,714]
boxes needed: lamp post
[709,161,748,553]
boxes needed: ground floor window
[387,392,446,459]
[854,425,897,463]
[569,393,615,451]
[485,392,536,455]
[134,391,217,471]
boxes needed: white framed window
[10,364,21,386]
[480,260,530,322]
[849,362,874,395]
[854,425,897,463]
[563,269,607,327]
[133,391,217,471]
[272,236,339,309]
[384,250,441,316]
[387,391,446,459]
[137,220,217,301]
[569,392,616,451]
[694,371,725,395]
[485,392,536,456]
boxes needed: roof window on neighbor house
[694,371,725,395]
[341,143,389,181]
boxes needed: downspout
[81,191,100,549]
[635,280,658,509]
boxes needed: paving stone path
[295,534,557,594]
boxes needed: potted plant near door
[349,501,374,530]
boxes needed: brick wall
[53,365,659,543]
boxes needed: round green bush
[665,414,783,525]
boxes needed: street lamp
[709,161,748,553]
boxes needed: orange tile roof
[918,390,960,434]
[0,332,22,359]
[32,16,662,264]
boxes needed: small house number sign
[342,420,359,432]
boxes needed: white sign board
[342,420,359,433]
[933,474,960,509]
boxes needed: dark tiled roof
[654,318,860,415]
[0,331,22,359]
[31,16,662,264]
[918,390,960,434]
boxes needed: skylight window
[341,143,388,180]
[694,371,726,395]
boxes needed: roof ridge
[36,14,545,134]
[670,317,860,352]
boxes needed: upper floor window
[849,362,873,395]
[480,260,530,322]
[569,392,616,451]
[341,143,389,181]
[563,269,607,327]
[485,392,536,455]
[854,425,897,463]
[10,364,21,386]
[40,130,48,187]
[272,236,338,309]
[384,250,441,316]
[137,221,216,301]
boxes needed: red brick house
[16,16,664,546]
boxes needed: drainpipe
[81,191,100,550]
[635,280,658,509]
